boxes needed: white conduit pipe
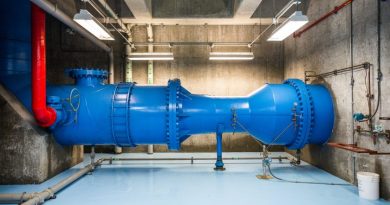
[109,48,115,84]
[111,49,121,154]
[115,24,134,154]
[125,44,133,83]
[99,5,120,154]
[90,1,120,153]
[125,24,134,83]
[147,24,154,154]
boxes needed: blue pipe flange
[305,84,315,145]
[111,82,135,146]
[284,79,315,149]
[66,68,108,80]
[166,79,181,150]
[47,95,65,128]
[177,86,191,143]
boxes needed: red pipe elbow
[31,4,56,127]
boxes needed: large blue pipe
[0,0,334,151]
[5,68,334,150]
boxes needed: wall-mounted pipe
[31,4,56,127]
[147,24,154,154]
[30,0,110,52]
[146,24,154,85]
[114,24,134,154]
[293,0,354,38]
[125,24,134,83]
[109,48,117,154]
[108,48,114,84]
[0,159,103,205]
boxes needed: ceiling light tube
[74,9,114,41]
[268,11,308,41]
[128,52,174,61]
[209,52,254,61]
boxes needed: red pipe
[294,0,354,38]
[31,4,56,127]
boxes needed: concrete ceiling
[108,0,286,25]
[251,0,291,18]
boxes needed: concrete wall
[28,0,289,155]
[51,22,284,153]
[283,0,390,199]
[46,18,125,84]
[124,25,284,152]
[41,0,285,153]
[0,0,285,185]
[0,90,83,184]
[0,0,84,184]
[0,0,119,184]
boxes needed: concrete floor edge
[0,152,388,205]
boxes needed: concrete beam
[122,0,270,25]
[116,17,274,25]
[234,0,263,19]
[0,84,46,135]
[124,0,152,20]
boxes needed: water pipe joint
[33,107,57,128]
[166,79,182,150]
[66,68,108,87]
[47,96,66,129]
[353,113,367,122]
[262,156,272,167]
[284,79,315,149]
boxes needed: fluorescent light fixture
[267,11,308,41]
[209,52,254,60]
[128,52,174,61]
[74,9,114,41]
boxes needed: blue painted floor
[0,152,388,205]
